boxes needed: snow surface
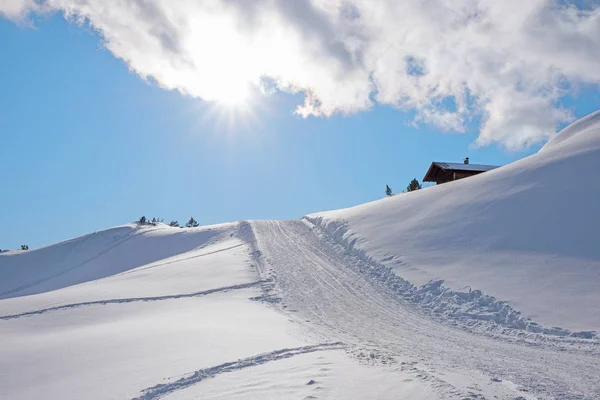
[311,110,600,332]
[167,350,440,400]
[0,222,234,300]
[1,111,600,399]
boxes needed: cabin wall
[453,171,482,181]
[424,164,493,185]
[431,170,485,184]
[436,175,454,184]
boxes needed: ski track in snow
[4,219,599,398]
[0,281,263,320]
[132,343,344,400]
[247,219,600,399]
[305,216,598,340]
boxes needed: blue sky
[1,13,599,250]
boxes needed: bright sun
[197,81,264,139]
[211,71,255,110]
[216,86,251,108]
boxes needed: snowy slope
[0,223,234,300]
[0,222,444,400]
[1,112,600,399]
[250,219,600,399]
[310,110,600,333]
[0,223,341,399]
[5,218,597,399]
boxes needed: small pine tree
[385,184,393,197]
[21,244,29,250]
[406,178,422,192]
[169,220,179,227]
[185,217,199,228]
[138,216,147,225]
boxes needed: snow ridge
[304,216,597,340]
[542,109,600,151]
[132,343,344,400]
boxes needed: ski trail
[305,216,597,339]
[0,281,263,320]
[132,343,344,400]
[250,220,600,399]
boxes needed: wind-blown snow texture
[1,112,600,399]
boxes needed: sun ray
[184,83,273,148]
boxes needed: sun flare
[215,84,252,108]
[192,81,267,144]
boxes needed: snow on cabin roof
[432,162,500,172]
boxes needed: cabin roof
[431,162,499,172]
[423,162,500,183]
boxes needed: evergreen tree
[185,217,199,228]
[406,178,422,192]
[138,216,147,225]
[21,244,29,250]
[169,220,179,227]
[385,184,393,197]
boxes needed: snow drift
[310,110,600,332]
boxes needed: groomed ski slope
[1,111,600,399]
[250,219,600,399]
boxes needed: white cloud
[0,0,41,20]
[2,0,600,149]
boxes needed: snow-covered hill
[311,110,600,333]
[1,111,600,399]
[0,223,234,300]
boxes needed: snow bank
[310,110,600,332]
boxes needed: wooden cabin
[423,158,499,185]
